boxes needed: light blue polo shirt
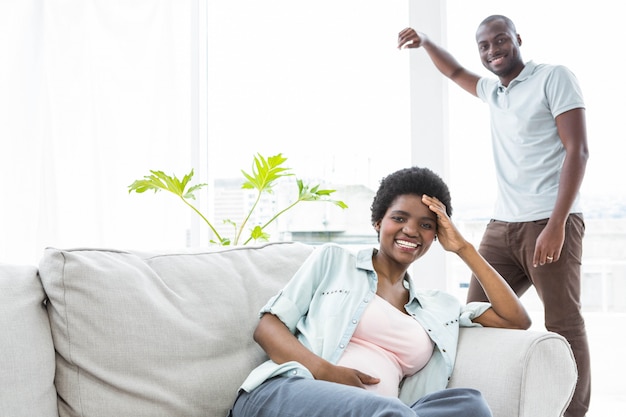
[239,243,490,403]
[476,61,585,222]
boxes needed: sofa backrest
[38,241,314,417]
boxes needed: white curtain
[0,0,194,264]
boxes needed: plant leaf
[241,153,293,193]
[296,179,348,208]
[129,169,224,243]
[128,169,207,199]
[250,225,270,242]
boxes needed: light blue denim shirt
[239,243,491,403]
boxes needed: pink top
[336,294,434,397]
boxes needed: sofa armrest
[449,327,577,417]
[0,264,59,417]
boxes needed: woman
[229,166,531,417]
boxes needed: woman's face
[374,194,437,267]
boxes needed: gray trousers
[229,376,492,417]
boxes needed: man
[398,15,590,417]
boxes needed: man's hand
[398,27,425,49]
[533,221,565,267]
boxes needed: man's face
[476,19,523,82]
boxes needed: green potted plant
[128,153,347,245]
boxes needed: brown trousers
[467,214,590,417]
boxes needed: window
[443,0,626,311]
[443,2,625,414]
[203,0,411,246]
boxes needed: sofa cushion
[0,263,58,417]
[39,242,314,417]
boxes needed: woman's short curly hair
[370,166,452,226]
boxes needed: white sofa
[1,241,577,417]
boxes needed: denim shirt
[239,243,491,403]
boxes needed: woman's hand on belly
[316,363,380,389]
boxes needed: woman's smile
[395,238,420,251]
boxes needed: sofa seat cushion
[0,263,58,417]
[38,242,314,417]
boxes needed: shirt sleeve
[545,65,585,117]
[459,301,492,327]
[259,244,329,333]
[476,77,497,102]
